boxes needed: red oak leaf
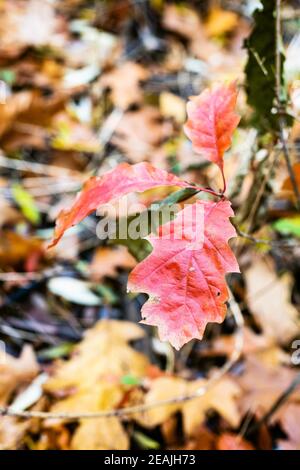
[49,162,192,247]
[184,82,240,176]
[128,200,239,349]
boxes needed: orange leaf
[49,162,192,247]
[184,82,240,182]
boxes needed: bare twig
[232,219,300,249]
[246,371,300,436]
[0,153,84,179]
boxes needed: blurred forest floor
[0,0,300,450]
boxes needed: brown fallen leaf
[89,246,136,281]
[71,416,129,451]
[0,416,30,451]
[51,112,101,153]
[112,107,174,163]
[183,378,241,434]
[45,320,149,450]
[212,326,273,356]
[0,197,21,228]
[0,231,43,269]
[237,355,299,417]
[245,256,300,344]
[173,426,216,450]
[211,327,290,367]
[282,162,300,200]
[0,0,67,58]
[159,92,186,124]
[100,62,148,110]
[276,403,300,450]
[216,433,254,450]
[0,345,40,449]
[0,92,32,138]
[162,3,218,62]
[0,345,38,407]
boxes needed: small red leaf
[128,200,239,349]
[184,82,240,170]
[49,162,191,247]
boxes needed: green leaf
[38,343,74,360]
[132,431,160,450]
[121,374,141,386]
[0,69,16,85]
[244,0,292,132]
[273,217,300,238]
[93,284,119,305]
[12,184,41,225]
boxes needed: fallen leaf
[112,107,173,163]
[0,197,21,227]
[134,376,241,434]
[44,320,149,450]
[0,231,43,268]
[0,92,32,137]
[237,356,299,417]
[0,0,67,58]
[100,62,148,109]
[245,257,300,344]
[51,112,101,153]
[89,246,136,281]
[183,378,241,433]
[71,416,129,450]
[0,417,30,450]
[175,426,216,450]
[160,92,186,123]
[216,433,254,450]
[211,327,289,366]
[0,345,39,406]
[205,8,239,37]
[277,403,300,450]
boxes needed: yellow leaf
[45,320,149,450]
[205,8,238,37]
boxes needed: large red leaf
[184,82,240,172]
[49,162,192,247]
[128,200,239,349]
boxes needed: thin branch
[246,371,300,436]
[232,220,300,249]
[0,152,84,179]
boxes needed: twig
[0,153,84,179]
[0,294,244,420]
[231,219,300,249]
[246,371,300,436]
